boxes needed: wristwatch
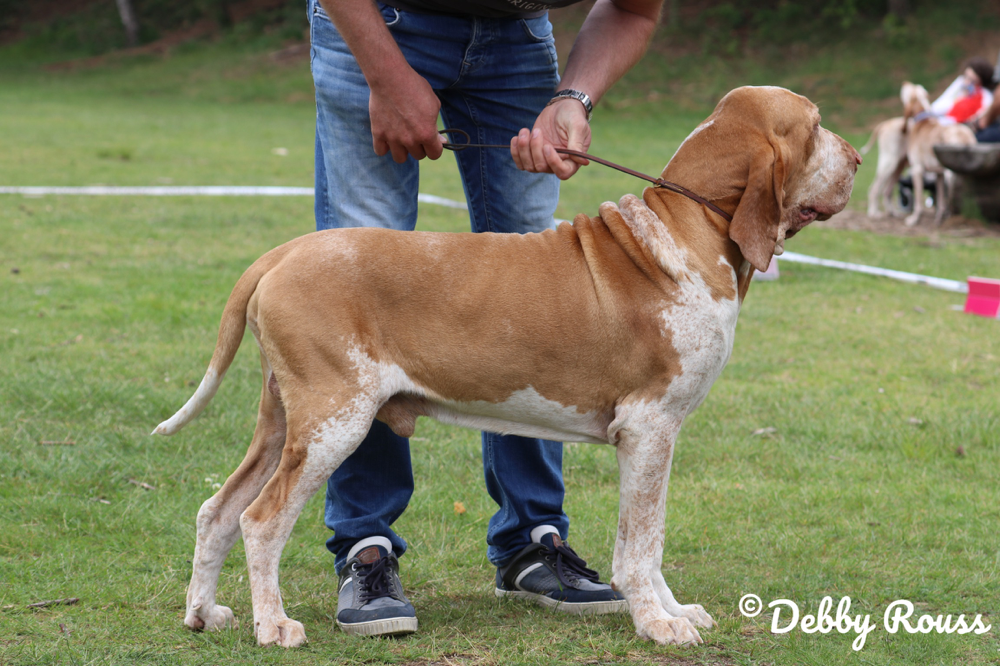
[547,89,593,122]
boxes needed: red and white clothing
[931,75,993,124]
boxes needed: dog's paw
[256,617,307,648]
[637,616,702,646]
[185,603,237,632]
[673,604,716,629]
[904,213,920,227]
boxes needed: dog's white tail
[152,368,224,435]
[859,120,885,155]
[152,242,295,436]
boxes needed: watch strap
[546,89,593,122]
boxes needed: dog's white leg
[650,567,715,629]
[905,165,924,227]
[866,174,885,218]
[612,422,702,646]
[867,161,891,218]
[609,422,710,628]
[184,370,287,633]
[240,391,377,648]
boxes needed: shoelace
[355,556,400,603]
[544,541,601,587]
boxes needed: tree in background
[114,0,139,47]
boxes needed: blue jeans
[976,122,1000,143]
[309,0,569,572]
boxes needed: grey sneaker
[336,537,418,636]
[495,527,627,615]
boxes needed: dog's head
[664,86,861,272]
[901,81,931,122]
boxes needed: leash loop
[437,129,732,222]
[440,128,475,151]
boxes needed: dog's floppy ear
[728,140,786,273]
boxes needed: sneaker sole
[495,588,629,615]
[336,616,418,637]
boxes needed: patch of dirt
[817,210,1000,238]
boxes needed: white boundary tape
[416,193,469,210]
[0,185,968,294]
[0,186,315,196]
[779,251,967,294]
[0,185,469,209]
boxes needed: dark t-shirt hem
[380,0,551,19]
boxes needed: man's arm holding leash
[511,0,663,180]
[318,0,444,163]
[321,0,662,178]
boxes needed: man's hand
[369,70,444,163]
[320,0,442,163]
[510,0,662,180]
[511,97,592,180]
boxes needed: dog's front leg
[612,424,703,646]
[651,567,715,629]
[905,165,925,227]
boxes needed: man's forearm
[317,0,411,91]
[316,0,443,161]
[558,0,662,105]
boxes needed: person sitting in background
[975,52,1000,143]
[926,56,995,125]
[976,94,1000,142]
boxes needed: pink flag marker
[964,277,1000,318]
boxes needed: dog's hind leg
[866,175,885,218]
[185,355,287,633]
[867,164,892,218]
[611,413,702,646]
[239,387,378,648]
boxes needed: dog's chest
[657,274,741,413]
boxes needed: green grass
[2,35,1000,666]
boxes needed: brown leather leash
[439,128,732,222]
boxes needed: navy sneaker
[495,526,627,615]
[336,537,418,636]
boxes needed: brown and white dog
[154,86,860,648]
[863,82,976,225]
